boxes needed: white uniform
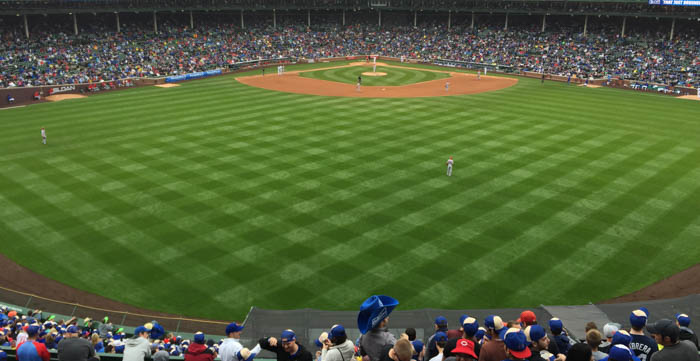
[219,338,261,361]
[446,158,453,176]
[41,128,46,144]
[445,81,450,92]
[697,88,699,98]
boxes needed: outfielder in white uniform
[446,156,453,176]
[41,127,46,145]
[219,322,261,361]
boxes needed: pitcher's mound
[362,72,387,77]
[46,94,87,102]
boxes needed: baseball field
[0,60,699,321]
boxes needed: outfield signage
[165,69,222,83]
[649,0,700,5]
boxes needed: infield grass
[0,61,699,320]
[299,65,450,86]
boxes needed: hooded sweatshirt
[123,337,151,361]
[321,340,355,361]
[184,342,215,361]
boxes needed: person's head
[484,315,506,339]
[675,313,691,328]
[26,326,40,340]
[607,344,633,361]
[524,325,549,351]
[585,329,602,350]
[519,311,536,327]
[584,322,598,333]
[461,317,479,339]
[434,331,447,349]
[502,328,531,360]
[328,324,347,345]
[134,326,150,339]
[67,325,80,338]
[225,322,244,338]
[629,309,648,332]
[434,316,448,332]
[404,328,416,341]
[566,343,592,361]
[389,339,413,361]
[411,340,424,360]
[451,339,478,361]
[647,319,680,346]
[280,329,298,354]
[91,333,100,345]
[611,330,632,347]
[193,332,205,344]
[549,318,563,336]
[603,322,620,341]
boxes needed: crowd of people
[1,295,699,361]
[0,15,698,89]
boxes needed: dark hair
[436,341,446,349]
[566,343,592,361]
[404,328,416,341]
[331,335,347,345]
[585,322,598,332]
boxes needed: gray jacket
[360,328,396,361]
[322,340,355,361]
[123,337,151,361]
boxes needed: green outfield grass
[298,65,450,86]
[0,61,699,321]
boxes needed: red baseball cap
[520,310,536,325]
[452,339,478,359]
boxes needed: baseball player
[41,127,46,145]
[477,70,481,80]
[446,156,453,176]
[356,81,361,92]
[358,75,362,85]
[696,87,699,98]
[445,81,450,92]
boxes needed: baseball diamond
[0,1,699,354]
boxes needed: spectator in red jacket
[185,332,215,361]
[16,326,50,361]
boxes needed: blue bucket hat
[357,295,399,334]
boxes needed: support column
[448,11,451,30]
[153,11,158,34]
[116,12,120,33]
[378,9,381,28]
[541,14,546,32]
[342,10,345,26]
[621,16,626,37]
[241,10,244,29]
[189,10,193,29]
[307,9,310,27]
[73,13,78,35]
[583,14,588,37]
[273,9,276,29]
[23,14,29,39]
[504,12,508,31]
[413,10,417,27]
[669,17,675,41]
[471,12,475,30]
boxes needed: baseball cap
[434,331,447,342]
[549,318,563,333]
[226,322,244,335]
[134,326,150,335]
[603,322,621,338]
[503,328,531,359]
[458,315,469,327]
[675,313,691,327]
[647,319,680,339]
[281,329,296,342]
[194,332,205,344]
[524,325,546,343]
[462,317,479,337]
[484,315,505,331]
[451,339,478,359]
[67,325,79,334]
[629,309,648,328]
[236,348,257,361]
[435,316,448,330]
[328,324,346,339]
[520,310,536,325]
[608,345,633,361]
[26,325,40,336]
[411,340,424,355]
[611,330,632,346]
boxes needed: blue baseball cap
[434,331,447,342]
[281,329,296,342]
[66,325,79,334]
[524,325,546,343]
[328,325,346,339]
[458,315,469,326]
[503,328,531,359]
[630,309,648,328]
[549,318,563,333]
[484,315,505,331]
[27,325,40,336]
[411,340,424,355]
[134,326,150,335]
[675,313,691,327]
[194,332,205,344]
[226,322,244,335]
[435,316,448,330]
[608,345,632,361]
[462,317,479,337]
[612,330,632,346]
[475,327,486,341]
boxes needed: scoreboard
[648,0,700,5]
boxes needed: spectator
[567,343,593,361]
[608,345,634,361]
[57,325,98,361]
[425,317,449,361]
[220,322,261,361]
[600,323,621,353]
[16,325,50,361]
[427,332,447,361]
[184,332,215,361]
[378,339,413,361]
[123,326,151,361]
[321,325,354,361]
[549,318,571,356]
[403,328,417,342]
[445,317,480,359]
[501,328,531,361]
[98,317,113,338]
[411,341,424,361]
[675,314,699,350]
[7,95,14,104]
[647,319,698,361]
[628,310,657,361]
[259,329,313,361]
[519,311,537,329]
[443,339,477,361]
[524,325,564,361]
[586,329,607,361]
[477,315,507,361]
[358,295,399,361]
